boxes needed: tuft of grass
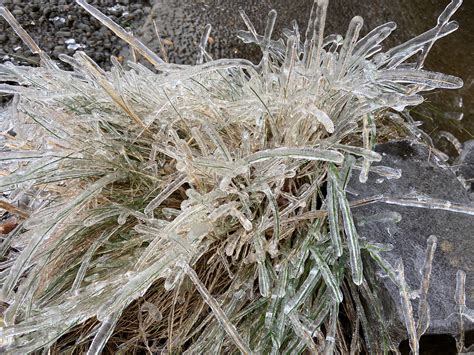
[0,0,468,353]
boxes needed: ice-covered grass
[0,0,468,353]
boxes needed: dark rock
[56,31,71,37]
[348,140,473,339]
[77,23,91,33]
[52,45,64,54]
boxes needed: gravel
[0,0,151,69]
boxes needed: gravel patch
[0,0,150,69]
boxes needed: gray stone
[348,140,474,339]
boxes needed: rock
[11,9,23,16]
[348,140,474,339]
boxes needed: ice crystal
[0,0,465,353]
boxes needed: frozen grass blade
[75,0,164,66]
[87,310,122,355]
[178,260,252,354]
[330,164,363,285]
[310,247,343,302]
[455,269,466,352]
[327,175,343,257]
[416,235,437,338]
[395,258,419,355]
[245,147,344,164]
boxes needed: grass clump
[0,0,467,353]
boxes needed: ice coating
[0,0,466,353]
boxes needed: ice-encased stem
[245,147,344,164]
[383,21,459,68]
[198,24,212,65]
[144,173,187,215]
[416,235,437,337]
[323,302,338,355]
[284,262,321,314]
[327,175,343,257]
[455,269,466,352]
[76,0,164,66]
[416,0,462,69]
[310,247,343,302]
[395,259,419,355]
[87,310,122,355]
[304,0,328,69]
[336,16,363,79]
[380,195,474,216]
[353,22,397,58]
[178,260,252,354]
[375,69,463,89]
[330,164,363,285]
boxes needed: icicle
[262,184,280,243]
[362,165,401,180]
[311,106,334,133]
[141,301,163,323]
[228,206,253,231]
[330,143,382,162]
[359,114,376,183]
[356,211,402,227]
[261,10,277,63]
